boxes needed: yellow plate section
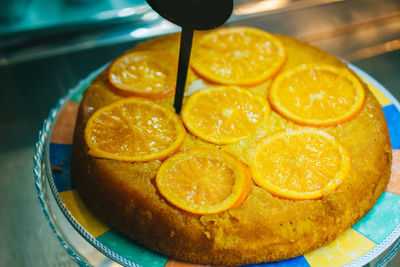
[304,228,376,267]
[60,190,110,238]
[365,81,391,106]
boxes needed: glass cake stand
[33,59,400,266]
[33,66,120,267]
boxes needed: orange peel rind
[250,128,351,200]
[191,27,287,86]
[156,148,251,214]
[269,64,365,126]
[84,97,185,162]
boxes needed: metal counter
[1,0,400,266]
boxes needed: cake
[71,27,392,266]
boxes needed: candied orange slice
[181,86,270,145]
[269,64,365,126]
[108,51,177,99]
[250,128,351,200]
[84,98,185,162]
[191,27,286,86]
[156,148,251,214]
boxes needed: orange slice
[269,64,365,126]
[108,51,177,99]
[191,27,286,86]
[181,86,270,145]
[250,128,351,200]
[156,148,251,214]
[84,98,185,162]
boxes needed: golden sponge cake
[71,29,391,266]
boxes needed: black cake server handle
[144,0,233,114]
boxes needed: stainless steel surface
[1,0,400,266]
[1,123,78,266]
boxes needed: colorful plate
[34,63,400,267]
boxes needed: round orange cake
[71,27,392,266]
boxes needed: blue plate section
[353,192,400,244]
[383,104,400,149]
[97,229,168,267]
[49,143,74,192]
[246,256,310,267]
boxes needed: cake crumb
[204,231,211,239]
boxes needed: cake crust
[71,32,392,266]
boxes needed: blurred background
[1,0,400,266]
